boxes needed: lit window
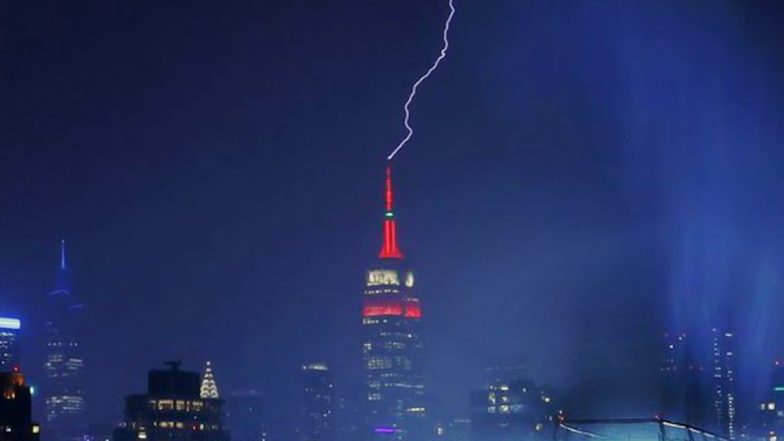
[157,400,174,410]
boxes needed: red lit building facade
[362,167,426,441]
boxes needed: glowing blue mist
[614,1,784,403]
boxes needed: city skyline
[2,1,784,440]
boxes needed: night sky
[2,0,784,428]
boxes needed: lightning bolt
[387,0,456,161]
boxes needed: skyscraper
[0,317,21,371]
[660,328,737,438]
[43,240,87,441]
[299,362,335,441]
[660,332,706,426]
[361,166,425,440]
[711,328,736,440]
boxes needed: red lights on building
[378,166,403,259]
[363,303,403,317]
[384,165,394,213]
[403,300,421,319]
[361,166,425,434]
[379,220,403,259]
[363,299,422,319]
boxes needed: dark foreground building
[362,167,426,441]
[754,361,784,441]
[113,362,229,441]
[0,369,41,441]
[470,378,559,441]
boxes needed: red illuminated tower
[378,166,403,259]
[361,166,425,441]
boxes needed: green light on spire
[385,212,394,218]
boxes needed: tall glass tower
[361,167,425,440]
[43,240,86,441]
[711,328,736,440]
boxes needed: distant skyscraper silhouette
[710,328,736,440]
[43,240,87,441]
[361,166,426,441]
[660,328,736,439]
[299,362,335,441]
[660,332,706,428]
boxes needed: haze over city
[2,2,784,441]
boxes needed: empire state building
[361,166,426,440]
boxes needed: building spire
[378,165,403,259]
[51,239,72,295]
[200,361,220,399]
[385,165,394,212]
[60,239,67,270]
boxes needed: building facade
[362,167,426,441]
[754,361,784,441]
[660,328,737,439]
[112,361,229,441]
[0,369,41,441]
[299,363,335,441]
[0,317,21,371]
[43,241,87,441]
[469,367,559,441]
[711,328,737,439]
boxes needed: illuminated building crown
[379,166,403,259]
[200,361,220,399]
